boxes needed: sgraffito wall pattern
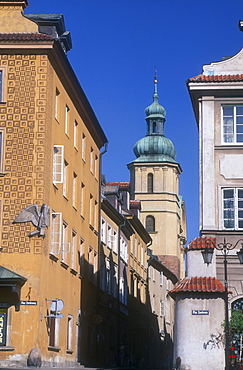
[0,53,50,255]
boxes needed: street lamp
[201,238,243,370]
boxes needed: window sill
[0,172,6,177]
[48,346,60,352]
[70,268,78,276]
[0,346,15,351]
[63,195,68,201]
[60,261,69,270]
[53,183,59,190]
[66,350,74,354]
[49,254,59,262]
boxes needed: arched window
[146,215,155,232]
[147,173,153,193]
[153,122,157,133]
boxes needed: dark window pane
[224,189,234,199]
[236,106,243,115]
[146,216,155,232]
[223,107,233,116]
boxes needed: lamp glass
[237,248,243,264]
[202,248,214,265]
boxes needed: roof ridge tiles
[188,73,243,83]
[169,276,225,296]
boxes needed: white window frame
[51,212,62,254]
[53,145,64,184]
[101,218,106,244]
[222,105,243,144]
[222,187,243,230]
[160,271,163,286]
[113,230,118,254]
[63,160,68,198]
[107,225,112,249]
[72,173,77,209]
[160,300,165,317]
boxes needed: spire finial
[153,66,158,100]
[154,66,158,84]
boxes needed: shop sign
[0,309,7,346]
[192,310,209,315]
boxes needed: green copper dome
[133,135,176,163]
[132,77,177,164]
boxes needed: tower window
[153,122,157,133]
[146,215,155,232]
[147,173,154,193]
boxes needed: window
[48,312,60,348]
[101,218,106,244]
[106,259,111,293]
[94,200,98,231]
[0,69,6,103]
[74,121,78,149]
[72,173,77,208]
[160,271,163,286]
[223,188,243,229]
[146,215,155,232]
[222,105,243,144]
[61,221,70,263]
[147,173,154,193]
[120,236,128,262]
[55,89,60,120]
[107,225,112,249]
[88,247,92,281]
[67,315,73,352]
[0,308,8,346]
[89,194,93,226]
[53,145,64,184]
[51,212,62,254]
[65,105,70,135]
[112,264,118,298]
[119,276,127,305]
[80,183,85,218]
[160,301,165,317]
[93,251,98,285]
[63,160,68,197]
[94,154,98,179]
[71,230,77,270]
[113,230,118,254]
[133,237,137,258]
[90,147,94,173]
[79,238,85,276]
[82,133,86,161]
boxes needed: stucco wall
[173,293,225,370]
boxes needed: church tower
[127,77,186,278]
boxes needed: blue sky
[26,0,243,244]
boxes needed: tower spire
[153,67,159,101]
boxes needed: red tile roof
[0,33,54,42]
[187,236,216,251]
[170,276,225,297]
[188,74,243,83]
[106,182,130,187]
